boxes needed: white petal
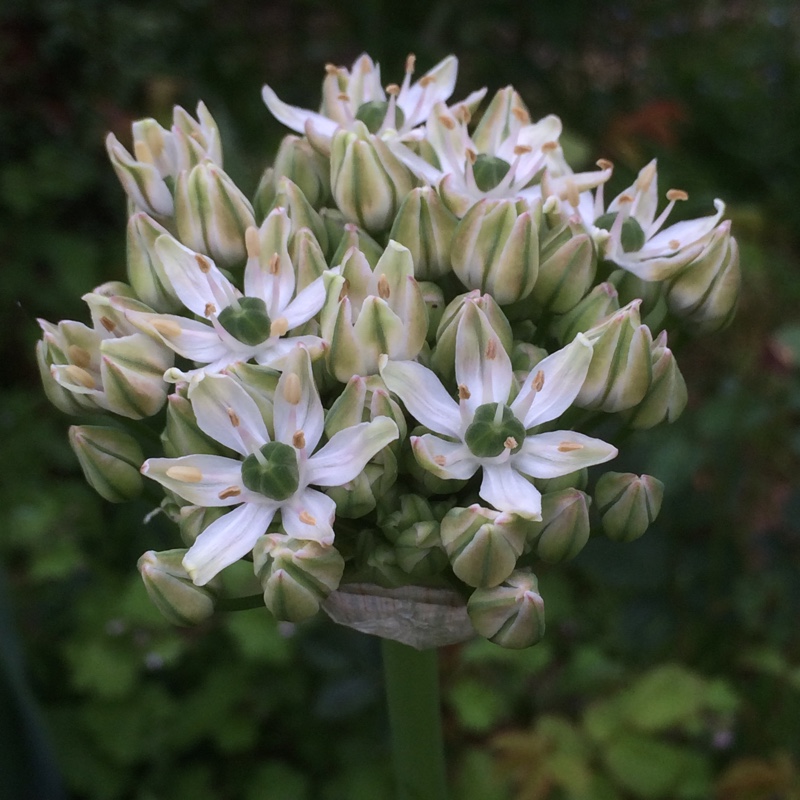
[142,454,255,506]
[281,488,336,544]
[253,335,326,369]
[512,334,593,428]
[645,199,725,254]
[183,502,276,585]
[280,274,327,330]
[387,140,443,184]
[262,84,339,138]
[380,358,461,437]
[273,345,324,451]
[455,301,513,412]
[513,431,617,479]
[305,417,399,486]
[189,373,270,456]
[399,55,458,128]
[412,434,479,481]
[479,463,542,519]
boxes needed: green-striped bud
[625,330,687,429]
[526,489,591,563]
[68,425,143,503]
[330,121,415,233]
[551,282,620,345]
[451,199,540,305]
[380,495,448,578]
[289,227,329,291]
[389,186,458,279]
[138,549,216,626]
[330,222,384,269]
[174,163,256,268]
[535,468,588,494]
[576,301,653,413]
[595,472,664,543]
[162,392,231,457]
[418,281,446,344]
[126,213,182,312]
[266,177,329,252]
[178,505,227,547]
[440,505,528,588]
[253,535,344,622]
[467,569,546,649]
[665,222,740,333]
[325,456,398,518]
[241,442,300,501]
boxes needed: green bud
[440,505,528,588]
[289,227,329,291]
[467,569,546,649]
[527,489,591,563]
[451,199,540,305]
[174,163,256,268]
[418,281,446,344]
[551,282,620,345]
[220,363,278,430]
[254,536,344,622]
[162,392,231,457]
[68,425,143,503]
[241,442,300,500]
[464,403,526,458]
[355,100,406,134]
[217,297,272,345]
[171,102,222,171]
[126,213,182,312]
[138,549,216,626]
[267,177,329,252]
[331,222,384,269]
[389,186,458,279]
[178,505,227,546]
[379,496,448,578]
[625,330,687,429]
[535,468,588,494]
[595,472,664,543]
[380,494,437,541]
[330,121,415,233]
[595,211,646,252]
[511,341,548,374]
[576,301,653,413]
[325,456,398,518]
[665,222,740,333]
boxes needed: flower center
[472,154,511,192]
[355,101,406,134]
[594,212,646,253]
[464,403,526,458]
[217,297,272,345]
[241,442,300,500]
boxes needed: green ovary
[464,403,526,458]
[218,297,272,345]
[241,442,300,500]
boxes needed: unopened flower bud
[126,213,182,312]
[451,199,540,305]
[174,163,256,267]
[419,281,446,344]
[330,121,415,233]
[552,282,620,345]
[625,330,687,429]
[527,489,591,563]
[440,505,528,588]
[330,222,384,269]
[665,222,741,333]
[68,425,143,502]
[289,227,329,291]
[325,458,398,518]
[178,505,227,546]
[467,569,546,649]
[595,472,664,543]
[576,301,653,413]
[266,177,329,252]
[162,392,231,457]
[171,101,222,171]
[535,468,588,494]
[253,535,345,622]
[138,549,216,626]
[389,186,458,279]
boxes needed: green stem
[381,639,448,800]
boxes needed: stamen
[100,316,116,333]
[596,158,614,171]
[486,339,497,360]
[245,227,260,259]
[299,510,317,525]
[434,455,447,466]
[511,107,530,124]
[292,430,306,449]
[458,384,471,400]
[151,318,182,338]
[64,365,96,389]
[227,408,240,427]
[324,63,338,76]
[636,161,657,193]
[513,144,533,156]
[557,441,584,452]
[532,370,545,392]
[465,148,477,164]
[270,316,289,338]
[204,302,216,317]
[338,93,350,103]
[195,254,212,274]
[438,114,456,131]
[455,105,472,125]
[218,486,241,499]
[283,373,302,405]
[564,178,580,209]
[268,253,281,274]
[669,239,680,250]
[504,436,518,450]
[166,465,203,482]
[418,75,436,88]
[666,189,688,202]
[67,345,91,368]
[377,274,391,299]
[542,141,559,152]
[358,54,371,72]
[405,53,416,75]
[133,140,153,164]
[385,83,400,96]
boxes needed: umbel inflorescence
[38,53,740,649]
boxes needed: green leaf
[449,678,509,733]
[622,664,704,732]
[601,733,687,798]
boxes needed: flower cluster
[39,53,740,649]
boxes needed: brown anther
[564,179,580,209]
[618,193,634,204]
[337,93,350,103]
[204,302,216,317]
[325,63,339,75]
[668,239,681,250]
[377,273,391,299]
[270,317,289,338]
[557,441,584,452]
[666,189,688,202]
[596,158,614,171]
[245,227,260,259]
[405,53,416,74]
[486,339,498,360]
[532,370,545,392]
[299,510,317,525]
[292,430,306,449]
[438,115,456,130]
[226,407,240,427]
[504,436,518,450]
[511,107,531,123]
[166,466,203,482]
[67,345,91,368]
[151,318,182,338]
[268,253,281,274]
[385,83,400,96]
[100,316,116,333]
[455,105,472,124]
[541,140,559,152]
[433,455,447,466]
[283,373,302,405]
[418,75,436,88]
[465,148,477,164]
[195,254,211,273]
[218,486,241,500]
[513,144,533,156]
[458,383,471,401]
[64,365,96,389]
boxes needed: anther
[268,253,281,275]
[283,373,302,405]
[299,511,317,525]
[385,83,400,96]
[133,140,153,164]
[666,189,688,202]
[418,75,436,88]
[218,486,241,500]
[486,339,497,360]
[64,365,96,389]
[325,63,338,75]
[377,274,391,299]
[542,141,559,152]
[668,239,680,250]
[596,158,614,171]
[166,466,203,482]
[618,194,634,205]
[405,54,416,74]
[204,302,216,317]
[337,93,350,103]
[151,319,182,338]
[100,316,116,333]
[438,115,456,130]
[465,148,477,164]
[245,227,260,259]
[226,408,240,427]
[270,316,289,337]
[455,105,472,124]
[292,430,306,449]
[513,144,533,156]
[564,179,580,209]
[504,437,518,450]
[67,345,91,368]
[458,383,471,400]
[557,441,584,452]
[195,254,211,273]
[532,370,545,392]
[511,107,530,123]
[434,455,447,466]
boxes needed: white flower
[380,301,617,519]
[124,210,331,379]
[141,346,399,585]
[262,53,483,144]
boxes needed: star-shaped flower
[380,301,617,519]
[141,346,399,585]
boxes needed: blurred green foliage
[3,0,800,798]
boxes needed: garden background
[2,1,800,798]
